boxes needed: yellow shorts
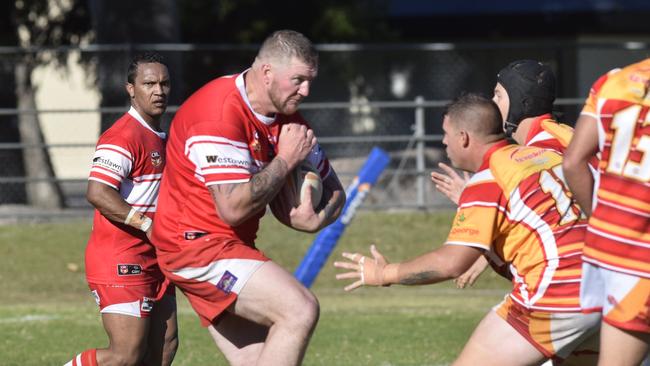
[495,296,600,362]
[581,262,650,333]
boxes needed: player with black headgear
[432,59,585,286]
[496,59,556,138]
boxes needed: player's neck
[244,69,276,117]
[132,106,162,132]
[512,118,534,145]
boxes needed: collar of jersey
[478,139,511,171]
[524,113,553,145]
[128,107,166,139]
[236,70,277,126]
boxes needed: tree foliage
[178,0,398,44]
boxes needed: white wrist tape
[124,207,138,225]
[140,216,153,233]
[124,207,152,233]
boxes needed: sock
[63,349,97,366]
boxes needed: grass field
[0,211,510,365]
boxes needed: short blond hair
[254,30,318,67]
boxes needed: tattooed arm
[270,168,346,233]
[334,244,482,291]
[209,123,316,227]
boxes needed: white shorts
[581,262,650,333]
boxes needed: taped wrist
[124,207,152,233]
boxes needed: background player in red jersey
[151,30,345,365]
[431,60,581,288]
[336,94,599,365]
[65,53,177,366]
[564,58,650,366]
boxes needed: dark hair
[127,52,166,84]
[256,30,318,67]
[445,93,504,138]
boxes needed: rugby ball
[291,162,323,210]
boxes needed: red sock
[64,349,97,366]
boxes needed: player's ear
[262,64,272,85]
[460,129,470,148]
[126,83,135,99]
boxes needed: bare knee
[284,289,320,334]
[103,346,146,366]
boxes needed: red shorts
[88,278,175,318]
[157,234,269,326]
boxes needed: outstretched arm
[431,162,470,205]
[334,244,482,291]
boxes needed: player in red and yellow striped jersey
[336,94,599,365]
[564,58,650,366]
[433,60,595,293]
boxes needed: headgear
[497,60,556,137]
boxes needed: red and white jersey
[152,71,331,252]
[448,140,587,312]
[580,58,650,278]
[86,107,166,285]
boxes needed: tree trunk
[15,61,64,208]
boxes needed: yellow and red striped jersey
[525,114,574,152]
[447,140,587,312]
[580,58,650,278]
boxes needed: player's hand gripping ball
[289,162,323,210]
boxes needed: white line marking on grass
[0,314,60,323]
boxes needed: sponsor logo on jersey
[204,155,250,168]
[150,151,162,167]
[449,226,480,237]
[216,271,238,294]
[183,231,207,240]
[92,156,123,173]
[252,132,261,152]
[141,297,154,312]
[117,264,142,276]
[455,213,466,226]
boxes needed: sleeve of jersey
[88,141,133,190]
[185,120,252,186]
[306,143,332,180]
[581,73,609,118]
[292,113,332,179]
[445,180,506,251]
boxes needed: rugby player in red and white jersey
[152,30,345,365]
[65,53,177,366]
[564,58,650,366]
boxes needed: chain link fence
[0,40,648,216]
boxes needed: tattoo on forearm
[250,157,289,205]
[399,270,442,285]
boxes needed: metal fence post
[415,96,425,209]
